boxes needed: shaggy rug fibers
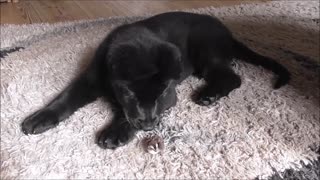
[1,1,319,179]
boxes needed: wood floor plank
[20,1,42,24]
[47,0,89,21]
[29,0,75,23]
[0,2,29,24]
[1,0,268,24]
[74,0,116,19]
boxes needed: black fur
[21,12,290,149]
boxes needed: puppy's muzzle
[135,117,159,131]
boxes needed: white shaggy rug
[1,1,319,179]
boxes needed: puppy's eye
[137,119,143,123]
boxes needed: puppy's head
[108,41,181,131]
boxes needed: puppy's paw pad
[195,96,218,106]
[97,129,133,149]
[21,110,59,135]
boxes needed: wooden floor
[0,0,267,24]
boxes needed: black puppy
[21,12,290,149]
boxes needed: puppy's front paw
[21,110,59,135]
[97,122,136,149]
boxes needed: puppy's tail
[233,39,290,89]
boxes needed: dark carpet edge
[0,47,24,59]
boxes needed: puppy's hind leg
[195,65,241,106]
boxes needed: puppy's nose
[141,125,154,131]
[138,117,158,131]
[141,121,155,131]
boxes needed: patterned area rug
[1,1,319,179]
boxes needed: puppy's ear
[157,43,182,81]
